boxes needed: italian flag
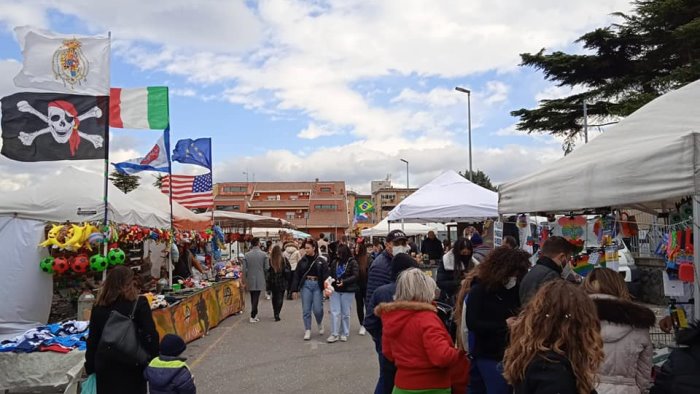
[109,87,169,129]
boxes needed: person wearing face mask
[519,236,576,306]
[466,246,531,394]
[437,238,474,304]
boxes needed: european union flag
[172,138,211,169]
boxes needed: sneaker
[274,315,281,322]
[327,335,339,343]
[318,324,325,335]
[249,317,260,323]
[265,294,271,300]
[303,330,311,340]
[340,335,348,342]
[359,326,367,336]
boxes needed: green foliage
[512,0,700,149]
[459,169,497,191]
[109,170,140,194]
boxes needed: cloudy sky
[0,0,631,193]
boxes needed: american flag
[161,173,213,209]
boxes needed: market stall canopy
[250,227,311,239]
[361,218,436,237]
[128,186,211,231]
[204,210,294,229]
[0,167,170,228]
[499,79,700,214]
[386,170,498,223]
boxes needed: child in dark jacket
[144,334,196,394]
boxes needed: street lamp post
[400,158,409,189]
[455,86,472,181]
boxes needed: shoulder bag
[97,297,151,366]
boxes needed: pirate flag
[1,92,108,162]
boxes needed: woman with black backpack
[85,265,159,394]
[268,245,292,321]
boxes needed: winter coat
[144,356,196,394]
[243,247,270,291]
[376,301,464,391]
[364,250,393,316]
[421,237,444,260]
[85,296,160,394]
[519,256,562,305]
[329,257,359,293]
[283,244,302,271]
[465,280,520,360]
[591,294,655,394]
[437,252,473,299]
[267,258,292,292]
[363,282,397,341]
[651,322,700,394]
[291,254,329,292]
[515,351,587,394]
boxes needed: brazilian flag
[355,199,374,213]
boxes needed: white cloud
[391,87,461,107]
[297,123,342,139]
[483,81,509,105]
[170,88,197,97]
[535,84,589,102]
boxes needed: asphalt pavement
[185,293,378,393]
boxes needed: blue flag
[112,129,170,175]
[172,137,211,169]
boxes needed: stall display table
[0,350,84,393]
[152,279,244,343]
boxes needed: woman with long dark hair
[354,240,370,336]
[466,246,531,394]
[437,238,473,302]
[85,265,159,394]
[268,245,291,322]
[503,281,604,394]
[291,239,329,340]
[327,243,359,342]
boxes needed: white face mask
[504,276,517,290]
[393,245,410,255]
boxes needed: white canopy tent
[204,210,294,229]
[250,227,311,239]
[498,79,700,318]
[361,218,436,237]
[386,170,498,223]
[128,186,210,231]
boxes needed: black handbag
[97,297,150,366]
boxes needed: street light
[242,171,249,183]
[455,86,472,181]
[400,158,409,189]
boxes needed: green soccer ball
[89,254,108,272]
[39,257,55,274]
[107,248,126,266]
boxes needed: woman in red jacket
[376,268,466,394]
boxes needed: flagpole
[102,31,112,281]
[166,127,174,288]
[209,138,214,225]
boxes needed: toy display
[39,256,55,274]
[107,248,126,266]
[89,254,108,272]
[52,257,70,275]
[71,254,90,273]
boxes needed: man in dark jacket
[421,231,443,264]
[364,253,418,394]
[144,334,196,394]
[651,321,700,394]
[519,236,575,305]
[364,229,409,317]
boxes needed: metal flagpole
[102,31,112,281]
[209,138,214,225]
[166,126,174,287]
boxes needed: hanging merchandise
[89,254,108,272]
[107,248,126,266]
[39,256,55,274]
[52,257,70,275]
[71,254,90,274]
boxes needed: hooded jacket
[376,301,464,390]
[365,250,393,316]
[329,257,359,293]
[283,244,302,271]
[291,254,328,292]
[519,256,562,305]
[516,351,580,394]
[591,294,655,394]
[143,356,196,394]
[651,321,700,394]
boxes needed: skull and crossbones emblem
[16,100,103,156]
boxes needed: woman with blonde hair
[583,268,655,394]
[503,280,604,394]
[376,268,465,393]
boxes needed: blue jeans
[468,357,511,394]
[330,291,354,336]
[373,336,396,394]
[301,279,323,330]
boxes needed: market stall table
[0,350,84,393]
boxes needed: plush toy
[62,224,85,250]
[72,254,90,273]
[323,277,335,297]
[39,256,55,274]
[107,248,126,266]
[89,254,108,272]
[53,257,70,275]
[39,224,65,248]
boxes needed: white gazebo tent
[386,170,498,223]
[128,186,211,231]
[0,167,175,339]
[498,79,700,317]
[362,218,436,237]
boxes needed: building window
[314,204,337,210]
[381,194,395,200]
[286,211,295,220]
[320,187,332,193]
[261,211,272,217]
[266,195,281,201]
[290,195,298,200]
[222,186,247,193]
[215,205,240,211]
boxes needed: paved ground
[185,294,378,393]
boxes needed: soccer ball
[89,254,108,272]
[39,257,55,274]
[53,257,70,275]
[72,254,90,274]
[107,248,126,266]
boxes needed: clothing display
[0,320,89,353]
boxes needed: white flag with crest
[13,26,110,95]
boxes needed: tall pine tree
[109,170,140,194]
[459,169,497,191]
[512,0,700,151]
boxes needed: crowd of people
[83,228,700,394]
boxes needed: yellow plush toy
[39,224,65,248]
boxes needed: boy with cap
[144,334,196,394]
